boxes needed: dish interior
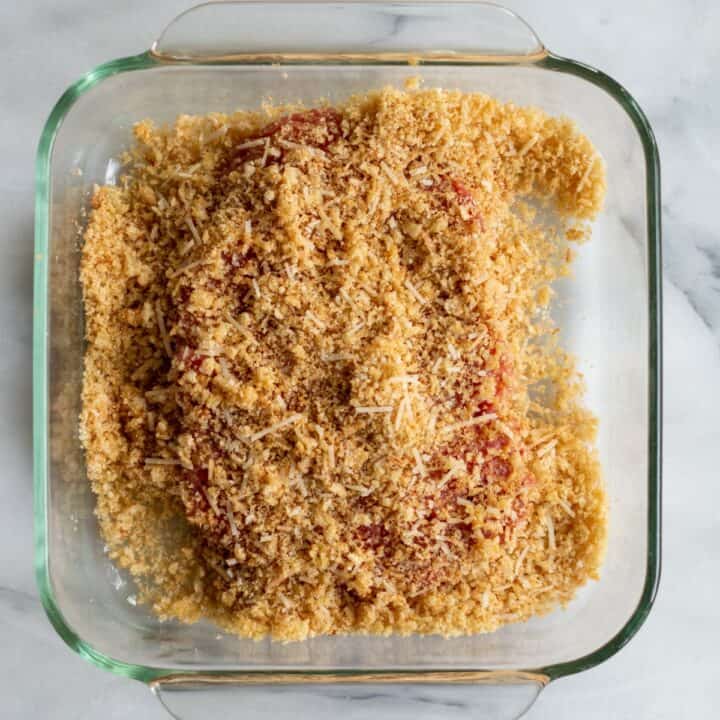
[41,63,650,673]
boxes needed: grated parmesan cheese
[514,545,530,578]
[185,216,202,244]
[576,157,596,193]
[412,448,426,476]
[545,513,556,551]
[321,352,353,362]
[394,396,408,431]
[404,278,427,305]
[236,138,266,150]
[518,134,539,157]
[497,421,517,442]
[260,138,271,165]
[169,259,205,278]
[380,161,401,186]
[355,405,393,414]
[558,499,575,517]
[305,311,326,330]
[245,414,304,443]
[154,302,172,357]
[226,502,239,537]
[144,457,182,466]
[537,439,558,457]
[203,488,221,517]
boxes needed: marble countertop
[2,1,719,717]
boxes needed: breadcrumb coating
[80,86,607,641]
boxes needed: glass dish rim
[33,49,662,685]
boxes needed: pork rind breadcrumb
[80,87,607,641]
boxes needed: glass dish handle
[151,673,546,719]
[151,1,546,62]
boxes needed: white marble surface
[2,1,718,717]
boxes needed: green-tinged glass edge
[33,50,661,686]
[535,53,662,679]
[33,51,160,684]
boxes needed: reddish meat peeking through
[177,345,207,372]
[420,349,534,545]
[357,522,390,552]
[259,108,343,149]
[450,178,486,231]
[423,174,485,231]
[233,108,344,165]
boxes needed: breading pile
[81,86,607,640]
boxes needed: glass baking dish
[33,3,662,718]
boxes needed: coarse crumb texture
[80,86,607,641]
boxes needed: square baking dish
[33,3,661,718]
